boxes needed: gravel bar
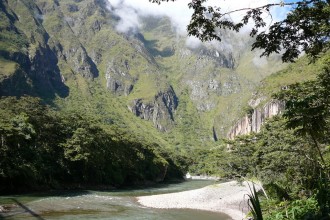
[137,181,261,220]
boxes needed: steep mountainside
[0,0,286,151]
[227,52,330,139]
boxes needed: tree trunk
[309,132,326,167]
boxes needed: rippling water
[0,180,232,220]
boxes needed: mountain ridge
[0,0,286,150]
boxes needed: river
[0,180,232,220]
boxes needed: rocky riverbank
[137,181,260,220]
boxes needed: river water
[0,180,232,220]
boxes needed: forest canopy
[0,97,184,192]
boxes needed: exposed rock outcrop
[105,61,135,96]
[227,100,285,139]
[197,48,236,69]
[63,45,99,79]
[187,74,241,112]
[128,86,178,132]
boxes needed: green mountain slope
[189,50,330,177]
[0,0,188,191]
[0,0,290,187]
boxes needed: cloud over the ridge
[107,0,191,34]
[107,0,290,48]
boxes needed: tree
[275,65,330,217]
[150,0,330,62]
[275,65,330,167]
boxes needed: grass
[247,183,264,220]
[0,58,18,81]
[128,74,160,101]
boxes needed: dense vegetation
[189,55,330,219]
[0,96,185,193]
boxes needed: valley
[0,0,329,219]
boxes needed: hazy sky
[106,0,292,48]
[107,0,292,32]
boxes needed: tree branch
[219,0,317,17]
[310,131,326,167]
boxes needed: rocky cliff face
[227,100,285,139]
[128,86,178,132]
[105,60,136,96]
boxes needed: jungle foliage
[0,96,184,193]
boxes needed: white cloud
[185,36,202,49]
[108,0,122,7]
[113,6,141,33]
[107,0,290,35]
[107,0,192,34]
[253,54,268,67]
